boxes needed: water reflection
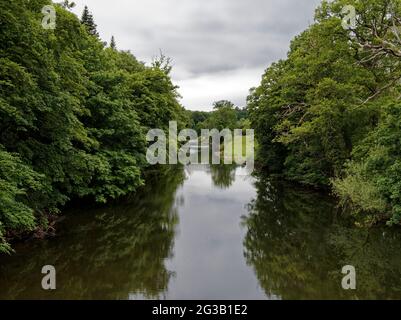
[243,173,401,299]
[1,165,401,299]
[183,163,238,189]
[210,164,237,189]
[0,167,184,300]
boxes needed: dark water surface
[1,164,401,299]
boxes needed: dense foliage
[0,0,186,252]
[248,0,401,225]
[188,100,249,133]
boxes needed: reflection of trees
[328,226,401,299]
[0,166,185,300]
[243,172,401,300]
[210,164,237,189]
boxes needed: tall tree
[81,5,99,37]
[110,35,116,50]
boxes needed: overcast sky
[71,0,321,111]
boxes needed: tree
[0,147,45,253]
[59,0,76,10]
[200,100,238,131]
[316,0,401,104]
[248,0,401,224]
[317,0,401,225]
[110,35,116,50]
[248,6,377,186]
[0,0,187,253]
[152,51,173,75]
[213,100,235,110]
[81,5,99,37]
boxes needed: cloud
[72,0,321,110]
[175,68,262,109]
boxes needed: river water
[1,164,401,299]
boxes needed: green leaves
[333,103,401,225]
[0,146,46,253]
[190,100,244,133]
[249,0,401,224]
[0,0,186,253]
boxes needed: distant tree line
[187,100,250,133]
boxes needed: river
[1,164,401,299]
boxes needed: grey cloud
[72,0,321,109]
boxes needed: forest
[0,0,187,253]
[248,0,401,227]
[1,0,401,255]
